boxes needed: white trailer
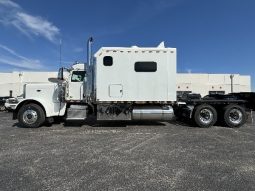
[12,38,251,128]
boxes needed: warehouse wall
[0,72,57,97]
[177,73,251,97]
[0,72,252,97]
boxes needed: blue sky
[0,0,254,89]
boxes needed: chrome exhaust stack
[87,37,93,67]
[84,37,94,101]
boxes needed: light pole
[230,74,234,93]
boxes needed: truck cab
[12,63,86,127]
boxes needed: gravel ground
[0,112,255,191]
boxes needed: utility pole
[230,74,234,93]
[59,39,62,68]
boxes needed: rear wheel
[224,105,247,128]
[194,104,217,128]
[17,103,45,128]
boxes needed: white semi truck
[12,38,253,128]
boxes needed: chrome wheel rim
[23,109,38,124]
[229,109,243,125]
[199,109,213,124]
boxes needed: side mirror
[58,67,64,80]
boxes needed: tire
[0,105,5,111]
[224,105,247,128]
[194,104,217,128]
[17,103,45,128]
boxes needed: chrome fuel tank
[132,105,174,121]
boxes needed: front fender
[13,98,66,119]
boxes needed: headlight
[8,98,19,104]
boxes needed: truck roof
[94,42,176,57]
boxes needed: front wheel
[194,104,217,128]
[17,103,45,128]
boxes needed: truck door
[68,71,85,100]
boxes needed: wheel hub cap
[199,109,213,124]
[229,109,242,125]
[23,109,38,124]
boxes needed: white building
[177,73,251,97]
[0,71,251,98]
[0,71,57,97]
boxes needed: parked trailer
[12,38,250,128]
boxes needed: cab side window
[71,71,85,82]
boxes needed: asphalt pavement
[0,112,255,191]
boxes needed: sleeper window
[135,62,157,72]
[104,56,113,66]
